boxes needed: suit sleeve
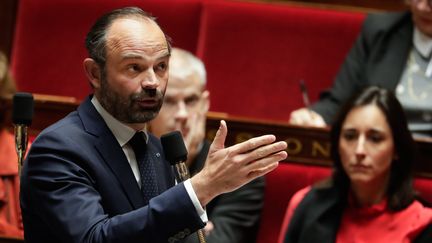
[20,130,204,243]
[312,15,375,124]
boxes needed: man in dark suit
[149,48,264,243]
[20,7,288,243]
[289,0,432,137]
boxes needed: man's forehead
[165,82,202,97]
[106,17,168,51]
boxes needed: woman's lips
[350,164,370,171]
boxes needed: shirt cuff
[184,179,208,223]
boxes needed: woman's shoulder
[290,186,312,209]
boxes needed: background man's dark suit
[184,141,265,243]
[313,12,413,123]
[20,97,204,242]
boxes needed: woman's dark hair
[330,86,416,211]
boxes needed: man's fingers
[250,141,287,161]
[246,150,287,171]
[230,134,277,154]
[209,120,227,152]
[247,161,280,179]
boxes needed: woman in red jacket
[280,86,432,243]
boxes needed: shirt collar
[413,27,432,59]
[91,96,148,147]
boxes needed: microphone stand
[161,131,206,243]
[173,163,206,243]
[14,124,28,176]
[12,92,34,176]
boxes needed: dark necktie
[128,132,158,204]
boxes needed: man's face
[150,73,209,138]
[410,0,432,37]
[95,17,170,128]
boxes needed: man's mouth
[136,99,158,108]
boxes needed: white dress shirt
[91,96,207,222]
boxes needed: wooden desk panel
[2,95,431,178]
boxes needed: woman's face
[339,104,395,186]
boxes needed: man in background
[149,48,265,243]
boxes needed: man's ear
[83,58,102,89]
[202,90,210,112]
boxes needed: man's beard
[98,76,164,124]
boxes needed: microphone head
[160,131,188,165]
[13,92,34,125]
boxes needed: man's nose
[175,101,188,120]
[140,70,159,89]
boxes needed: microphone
[13,92,34,174]
[161,131,189,182]
[160,131,206,243]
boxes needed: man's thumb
[209,120,227,152]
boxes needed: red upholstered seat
[414,177,432,205]
[257,162,331,243]
[197,1,365,121]
[11,0,203,100]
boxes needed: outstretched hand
[191,120,287,207]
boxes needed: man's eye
[128,64,141,72]
[155,62,167,72]
[185,96,199,106]
[164,97,176,105]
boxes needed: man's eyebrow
[121,52,170,61]
[157,52,171,60]
[121,53,143,60]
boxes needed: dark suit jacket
[20,97,205,243]
[313,12,413,123]
[184,141,265,243]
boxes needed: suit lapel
[94,133,146,209]
[78,97,146,209]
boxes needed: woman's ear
[83,58,102,89]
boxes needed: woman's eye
[342,131,357,141]
[369,134,384,143]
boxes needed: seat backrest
[11,0,203,100]
[256,162,331,243]
[197,1,365,121]
[414,177,432,205]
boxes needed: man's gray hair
[169,48,206,86]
